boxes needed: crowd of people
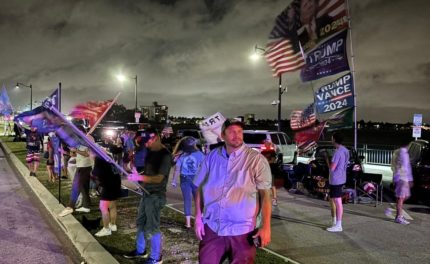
[16,119,413,264]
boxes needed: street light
[250,45,286,132]
[16,82,33,110]
[116,73,138,112]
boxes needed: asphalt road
[165,169,430,264]
[0,148,81,264]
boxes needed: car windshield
[243,133,267,144]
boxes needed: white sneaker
[75,194,82,208]
[109,223,117,232]
[327,225,343,232]
[95,227,111,237]
[395,216,410,225]
[58,207,73,217]
[75,207,90,213]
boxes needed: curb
[0,139,119,264]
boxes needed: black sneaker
[123,250,148,259]
[143,257,162,264]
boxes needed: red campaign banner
[69,100,113,128]
[294,122,326,152]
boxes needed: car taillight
[352,164,362,172]
[261,145,275,151]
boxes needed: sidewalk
[267,187,430,264]
[0,139,119,264]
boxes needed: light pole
[250,45,286,132]
[116,73,138,112]
[16,82,33,110]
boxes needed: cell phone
[253,236,261,248]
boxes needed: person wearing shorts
[92,154,122,237]
[390,140,413,225]
[326,132,349,232]
[25,126,42,177]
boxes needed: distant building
[140,102,168,122]
[244,113,255,125]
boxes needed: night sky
[1,0,429,123]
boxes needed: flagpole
[277,76,282,132]
[57,82,62,203]
[346,0,358,150]
[87,93,121,135]
[47,104,148,195]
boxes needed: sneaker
[75,195,83,208]
[272,198,278,206]
[395,216,410,225]
[109,223,117,232]
[58,207,74,217]
[326,225,343,232]
[144,257,163,264]
[75,207,91,213]
[123,250,148,259]
[95,227,112,237]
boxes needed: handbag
[43,151,49,159]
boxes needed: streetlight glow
[249,52,261,61]
[116,74,126,82]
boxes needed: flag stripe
[265,39,305,77]
[290,103,317,130]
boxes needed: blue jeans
[180,175,197,216]
[136,194,166,259]
[68,166,91,208]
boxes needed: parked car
[242,130,297,169]
[407,140,430,201]
[91,121,125,142]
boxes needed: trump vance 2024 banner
[314,72,354,114]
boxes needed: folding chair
[354,172,383,206]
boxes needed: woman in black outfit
[92,154,122,237]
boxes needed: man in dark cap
[193,119,272,263]
[124,128,172,264]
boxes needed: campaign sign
[300,30,349,82]
[314,72,354,114]
[199,112,226,145]
[413,114,422,126]
[412,114,422,138]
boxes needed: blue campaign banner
[314,72,354,114]
[300,29,349,82]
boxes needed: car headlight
[104,129,115,137]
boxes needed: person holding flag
[124,128,172,264]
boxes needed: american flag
[265,39,306,77]
[317,0,347,21]
[69,100,114,128]
[265,3,305,77]
[290,103,317,130]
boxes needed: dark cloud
[0,0,429,123]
